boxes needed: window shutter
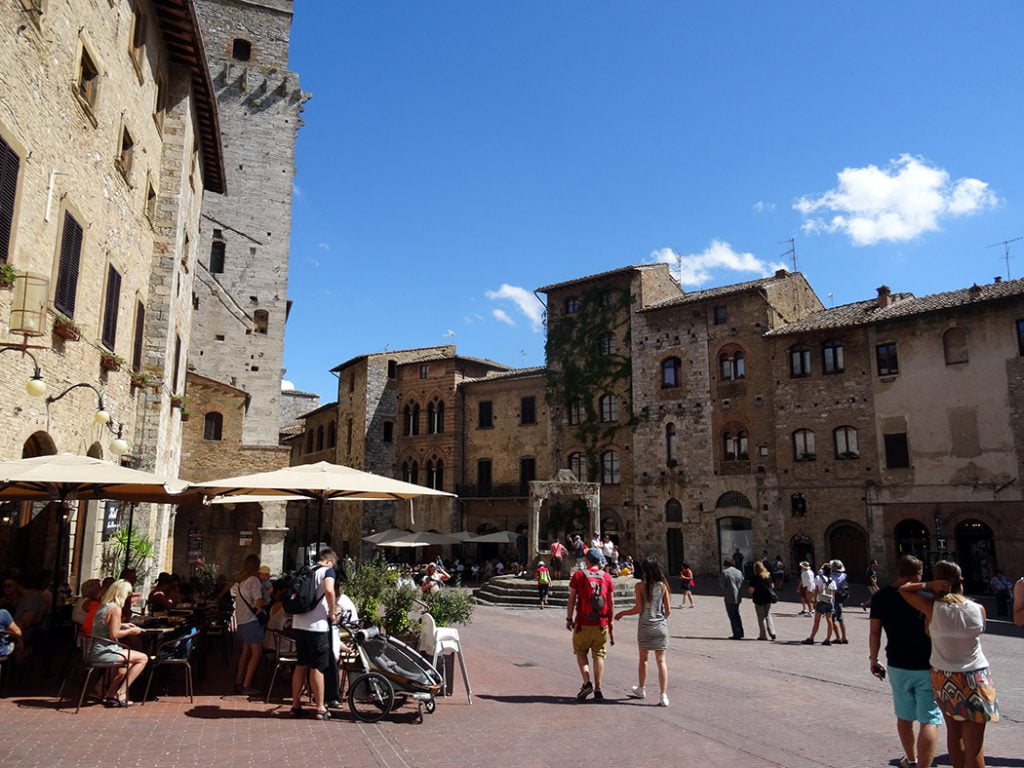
[101,265,122,350]
[0,138,20,263]
[54,212,84,317]
[131,301,145,371]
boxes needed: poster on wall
[239,530,254,547]
[187,529,203,564]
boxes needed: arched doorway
[22,430,57,458]
[955,519,996,594]
[828,522,868,583]
[717,516,752,573]
[600,509,623,543]
[665,529,684,575]
[790,535,814,570]
[894,519,929,560]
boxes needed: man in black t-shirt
[868,555,940,768]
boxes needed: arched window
[599,394,617,422]
[665,498,683,523]
[789,345,811,377]
[401,461,410,483]
[568,452,586,481]
[722,430,748,461]
[597,332,616,356]
[410,461,419,485]
[425,459,433,486]
[436,401,445,433]
[568,398,584,425]
[253,309,268,334]
[661,357,681,388]
[600,450,620,485]
[427,402,437,434]
[432,460,444,490]
[305,430,314,453]
[822,340,844,374]
[327,421,336,448]
[943,327,968,365]
[666,422,678,465]
[203,412,223,441]
[403,405,412,436]
[316,425,324,452]
[383,421,394,443]
[411,404,420,436]
[719,348,745,380]
[793,429,815,460]
[834,426,858,458]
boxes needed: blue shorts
[237,619,264,645]
[889,666,942,725]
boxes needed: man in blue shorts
[869,555,940,768]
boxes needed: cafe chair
[419,612,472,704]
[264,627,298,703]
[142,627,199,705]
[58,633,132,714]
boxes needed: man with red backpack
[566,547,615,702]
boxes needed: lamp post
[0,347,47,397]
[46,382,130,457]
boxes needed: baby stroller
[342,623,442,723]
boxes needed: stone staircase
[473,574,636,608]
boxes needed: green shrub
[424,581,474,627]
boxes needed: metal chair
[141,627,198,705]
[419,613,472,703]
[264,627,298,703]
[58,632,132,714]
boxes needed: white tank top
[929,600,988,672]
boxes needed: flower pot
[170,396,184,409]
[53,321,80,341]
[100,356,122,373]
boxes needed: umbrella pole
[303,502,310,564]
[52,501,66,629]
[315,496,324,558]
[123,502,135,575]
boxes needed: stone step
[473,575,636,607]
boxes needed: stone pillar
[258,527,289,572]
[528,494,543,559]
[587,491,600,543]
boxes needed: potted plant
[382,583,419,644]
[130,370,153,391]
[52,313,81,341]
[180,408,190,422]
[100,352,124,372]
[170,393,185,409]
[0,263,15,289]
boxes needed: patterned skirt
[931,667,1000,723]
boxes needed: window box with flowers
[100,352,124,373]
[169,393,185,410]
[53,313,81,341]
[0,263,15,289]
[130,370,154,392]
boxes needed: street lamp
[0,347,46,397]
[46,382,130,457]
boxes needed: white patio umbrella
[469,530,522,544]
[191,461,455,554]
[362,528,410,544]
[379,531,462,548]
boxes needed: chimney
[774,268,789,279]
[876,285,893,308]
[994,276,1003,284]
[969,283,982,300]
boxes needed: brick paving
[0,593,1020,768]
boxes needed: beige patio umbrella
[191,461,455,555]
[380,531,462,548]
[362,527,411,544]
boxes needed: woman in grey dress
[88,579,147,707]
[614,556,672,706]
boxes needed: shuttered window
[54,212,84,317]
[171,333,181,393]
[131,301,145,371]
[101,265,121,350]
[0,137,20,264]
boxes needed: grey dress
[89,604,127,663]
[637,582,669,651]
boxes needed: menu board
[187,529,203,563]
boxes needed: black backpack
[282,565,324,614]
[836,580,850,605]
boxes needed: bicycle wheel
[347,672,395,723]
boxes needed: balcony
[456,483,529,499]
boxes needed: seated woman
[89,580,148,707]
[147,574,178,613]
[71,579,103,626]
[0,607,23,660]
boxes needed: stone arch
[86,441,103,459]
[715,491,752,509]
[22,431,57,458]
[954,519,996,593]
[826,520,868,583]
[893,518,929,559]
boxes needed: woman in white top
[900,560,999,768]
[232,554,266,695]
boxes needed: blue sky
[283,1,1024,399]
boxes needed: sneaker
[629,685,646,699]
[801,638,814,645]
[593,690,604,702]
[897,759,918,768]
[822,640,832,646]
[840,639,849,644]
[659,693,670,707]
[576,681,594,701]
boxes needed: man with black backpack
[285,548,338,720]
[566,547,615,702]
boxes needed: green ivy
[545,285,642,479]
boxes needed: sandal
[312,709,331,721]
[105,698,134,708]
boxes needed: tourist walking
[289,548,338,720]
[566,548,615,702]
[719,559,744,639]
[571,534,586,571]
[614,555,671,706]
[900,561,999,768]
[770,555,786,590]
[749,560,777,640]
[802,562,836,645]
[869,555,941,768]
[798,561,816,616]
[732,548,745,576]
[988,570,1013,618]
[678,563,695,608]
[232,553,267,695]
[830,559,850,644]
[535,559,551,609]
[550,538,567,580]
[861,558,880,610]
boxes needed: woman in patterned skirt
[900,560,998,768]
[614,555,672,707]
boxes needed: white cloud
[281,379,295,391]
[293,184,303,198]
[652,240,786,287]
[485,284,544,332]
[442,329,456,338]
[492,309,515,326]
[795,154,999,246]
[463,313,485,325]
[753,200,775,213]
[317,242,330,251]
[304,257,320,268]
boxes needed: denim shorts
[889,666,942,725]
[237,619,264,645]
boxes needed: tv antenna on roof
[986,236,1023,280]
[778,238,797,271]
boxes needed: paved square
[0,593,1020,768]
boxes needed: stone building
[0,0,224,586]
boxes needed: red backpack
[580,570,610,624]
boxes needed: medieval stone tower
[190,0,303,445]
